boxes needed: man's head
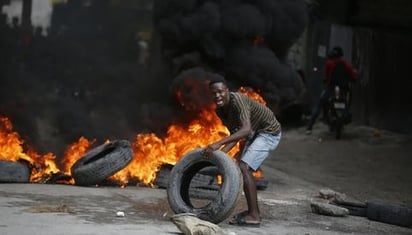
[208,75,230,108]
[328,46,344,59]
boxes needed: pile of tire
[70,140,133,186]
[166,148,243,224]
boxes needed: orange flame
[28,150,59,182]
[62,137,94,174]
[111,109,237,186]
[253,169,264,179]
[0,116,61,182]
[239,87,266,105]
[0,87,266,186]
[0,117,32,164]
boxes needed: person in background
[202,75,281,227]
[305,46,357,134]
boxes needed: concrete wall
[351,27,412,133]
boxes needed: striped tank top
[216,92,281,138]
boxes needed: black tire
[344,204,367,217]
[366,199,412,228]
[167,148,243,224]
[189,187,220,200]
[334,200,367,208]
[190,173,219,188]
[180,165,267,191]
[157,163,266,191]
[71,140,133,186]
[0,160,31,183]
[155,164,220,190]
[154,164,174,189]
[197,166,220,175]
[255,178,269,191]
[332,201,367,217]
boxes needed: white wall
[2,0,54,35]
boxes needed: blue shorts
[241,132,281,171]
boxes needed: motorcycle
[325,86,351,139]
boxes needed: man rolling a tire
[202,74,281,227]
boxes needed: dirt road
[271,123,412,204]
[0,123,411,235]
[255,122,412,234]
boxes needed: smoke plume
[153,0,309,112]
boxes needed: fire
[59,137,95,184]
[62,137,95,174]
[0,87,267,186]
[110,87,265,185]
[0,117,95,183]
[0,116,60,182]
[28,150,59,183]
[111,109,238,186]
[253,169,264,179]
[0,117,32,164]
[239,87,266,105]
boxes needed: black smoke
[0,0,309,159]
[153,0,309,113]
[0,1,161,157]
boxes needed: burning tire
[0,160,31,183]
[167,148,243,224]
[71,140,133,186]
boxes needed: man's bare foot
[228,213,261,227]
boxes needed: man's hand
[201,143,221,157]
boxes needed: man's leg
[235,133,281,223]
[306,89,332,134]
[239,161,260,222]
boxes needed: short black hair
[208,73,227,87]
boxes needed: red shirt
[325,57,357,84]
